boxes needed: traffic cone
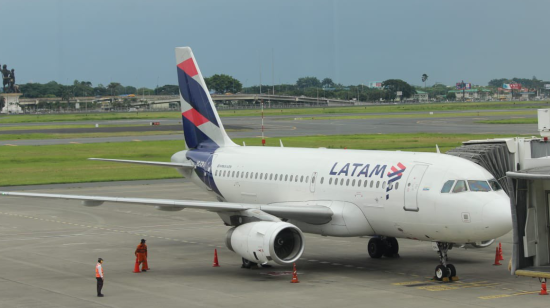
[290,263,299,283]
[493,247,502,266]
[212,249,220,267]
[133,257,141,273]
[498,243,504,261]
[540,279,549,295]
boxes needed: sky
[1,0,549,89]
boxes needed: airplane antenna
[280,139,284,147]
[261,99,265,146]
[436,144,441,154]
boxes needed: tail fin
[175,47,237,150]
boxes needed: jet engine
[225,221,304,265]
[460,239,495,249]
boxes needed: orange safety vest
[95,263,104,278]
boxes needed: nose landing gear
[434,242,458,281]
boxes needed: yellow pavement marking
[133,139,142,142]
[4,144,18,146]
[392,281,424,286]
[479,291,539,299]
[69,142,81,144]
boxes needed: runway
[0,180,546,307]
[0,109,539,146]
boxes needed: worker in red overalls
[135,239,149,272]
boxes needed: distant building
[413,90,429,102]
[448,89,491,100]
[368,81,383,89]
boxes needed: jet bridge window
[441,180,455,193]
[488,179,502,191]
[468,180,491,192]
[452,180,468,193]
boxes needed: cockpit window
[468,180,491,192]
[441,180,455,193]
[488,179,502,191]
[452,180,468,193]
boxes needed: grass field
[1,100,548,124]
[0,131,181,141]
[0,133,516,186]
[477,118,537,124]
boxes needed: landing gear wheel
[434,264,449,281]
[368,238,386,259]
[241,258,257,269]
[383,237,399,258]
[446,264,456,278]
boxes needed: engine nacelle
[225,222,304,265]
[459,239,495,249]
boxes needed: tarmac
[1,108,549,307]
[1,180,548,308]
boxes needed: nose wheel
[434,242,458,282]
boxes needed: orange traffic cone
[498,243,504,261]
[493,247,502,266]
[540,279,549,295]
[133,257,141,273]
[290,263,299,283]
[212,249,220,267]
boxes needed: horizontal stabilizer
[89,158,194,168]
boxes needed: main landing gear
[434,242,457,281]
[367,237,400,258]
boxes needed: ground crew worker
[135,239,148,272]
[95,258,104,297]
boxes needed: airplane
[1,47,512,281]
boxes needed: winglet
[436,144,441,154]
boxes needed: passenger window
[320,177,324,184]
[274,174,278,181]
[352,179,356,186]
[357,180,361,187]
[382,181,386,189]
[300,176,304,183]
[340,179,344,185]
[346,179,350,186]
[376,181,380,188]
[335,178,338,185]
[329,178,332,185]
[364,180,368,187]
[370,181,374,188]
[468,180,491,192]
[452,180,468,193]
[441,180,454,193]
[295,176,299,182]
[270,174,273,180]
[223,170,227,177]
[306,176,309,183]
[255,173,258,179]
[395,182,399,190]
[290,175,293,181]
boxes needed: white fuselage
[180,146,511,244]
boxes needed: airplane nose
[482,198,512,237]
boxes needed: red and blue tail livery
[175,47,236,150]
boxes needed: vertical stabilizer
[175,47,237,149]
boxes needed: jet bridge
[445,109,550,278]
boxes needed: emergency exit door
[403,164,428,212]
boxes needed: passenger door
[310,172,318,193]
[403,164,428,212]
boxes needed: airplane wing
[0,192,333,224]
[88,158,194,168]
